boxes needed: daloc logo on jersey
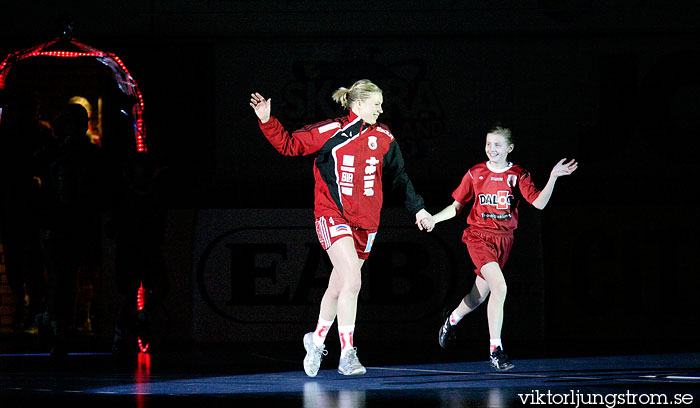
[479,191,513,210]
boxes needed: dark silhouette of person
[34,103,105,357]
[0,92,50,335]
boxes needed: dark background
[0,1,699,361]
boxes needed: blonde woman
[250,79,431,376]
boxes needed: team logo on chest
[367,136,378,150]
[479,191,513,210]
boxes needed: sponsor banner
[192,208,460,342]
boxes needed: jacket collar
[346,110,375,130]
[347,110,360,123]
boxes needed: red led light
[138,337,150,353]
[137,282,145,311]
[136,282,149,353]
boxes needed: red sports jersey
[259,111,424,230]
[452,162,541,232]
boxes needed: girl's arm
[420,200,464,232]
[433,200,464,223]
[531,158,578,210]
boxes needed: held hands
[250,92,271,123]
[415,209,436,232]
[551,158,578,178]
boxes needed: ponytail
[332,87,350,108]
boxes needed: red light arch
[0,36,147,152]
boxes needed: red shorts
[315,216,377,260]
[462,227,514,279]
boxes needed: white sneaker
[338,348,366,375]
[303,332,327,377]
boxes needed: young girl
[421,124,577,370]
[251,80,431,376]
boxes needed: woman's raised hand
[250,92,272,123]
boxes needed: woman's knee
[324,284,341,300]
[342,273,362,295]
[326,267,362,296]
[326,237,363,294]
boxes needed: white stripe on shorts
[317,217,331,249]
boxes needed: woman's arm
[382,140,427,217]
[250,92,327,156]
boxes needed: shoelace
[311,345,328,361]
[342,348,362,366]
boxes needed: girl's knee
[480,263,507,299]
[464,292,487,309]
[491,281,507,300]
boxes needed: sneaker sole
[338,367,367,375]
[304,357,318,377]
[438,324,455,348]
[303,333,320,377]
[489,362,515,371]
[438,329,449,348]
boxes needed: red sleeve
[517,169,541,204]
[451,169,475,204]
[258,116,338,156]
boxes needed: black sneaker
[489,346,514,371]
[438,311,456,348]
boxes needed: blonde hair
[332,79,382,109]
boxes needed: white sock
[449,310,465,326]
[490,338,503,353]
[313,318,334,347]
[338,325,355,355]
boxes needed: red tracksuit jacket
[259,111,425,230]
